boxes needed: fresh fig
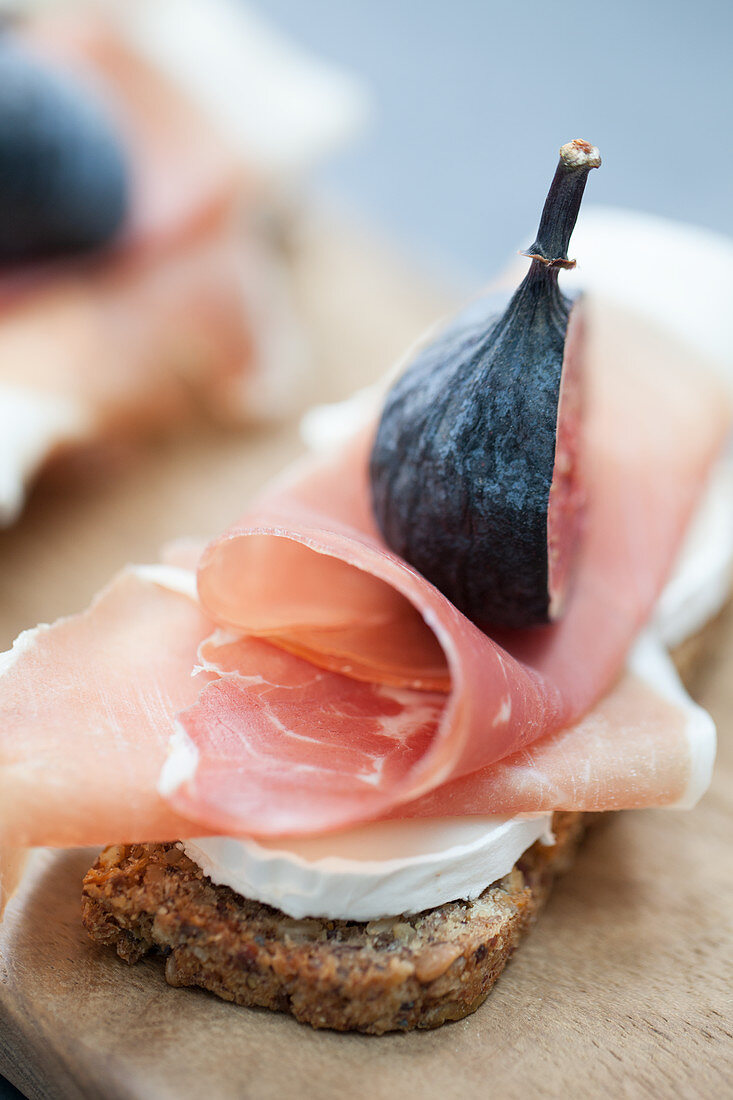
[370,140,600,628]
[0,37,129,261]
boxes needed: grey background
[1,1,730,1097]
[261,0,732,284]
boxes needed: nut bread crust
[81,812,586,1034]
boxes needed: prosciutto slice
[164,627,714,837]
[0,304,728,853]
[393,636,715,818]
[175,301,729,834]
[0,567,215,850]
[0,569,714,854]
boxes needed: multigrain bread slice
[80,620,723,1034]
[81,812,586,1034]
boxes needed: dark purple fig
[369,139,600,628]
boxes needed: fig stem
[522,139,601,270]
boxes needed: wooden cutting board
[0,214,731,1100]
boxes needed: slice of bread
[80,620,720,1034]
[81,812,586,1034]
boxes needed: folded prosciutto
[173,299,730,833]
[0,295,729,853]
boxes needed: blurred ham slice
[0,13,304,523]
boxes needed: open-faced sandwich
[1,141,732,1034]
[0,0,365,523]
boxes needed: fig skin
[370,141,599,629]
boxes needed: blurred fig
[0,37,129,261]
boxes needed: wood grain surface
[0,215,731,1100]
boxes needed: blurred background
[0,1,732,1095]
[258,0,732,284]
